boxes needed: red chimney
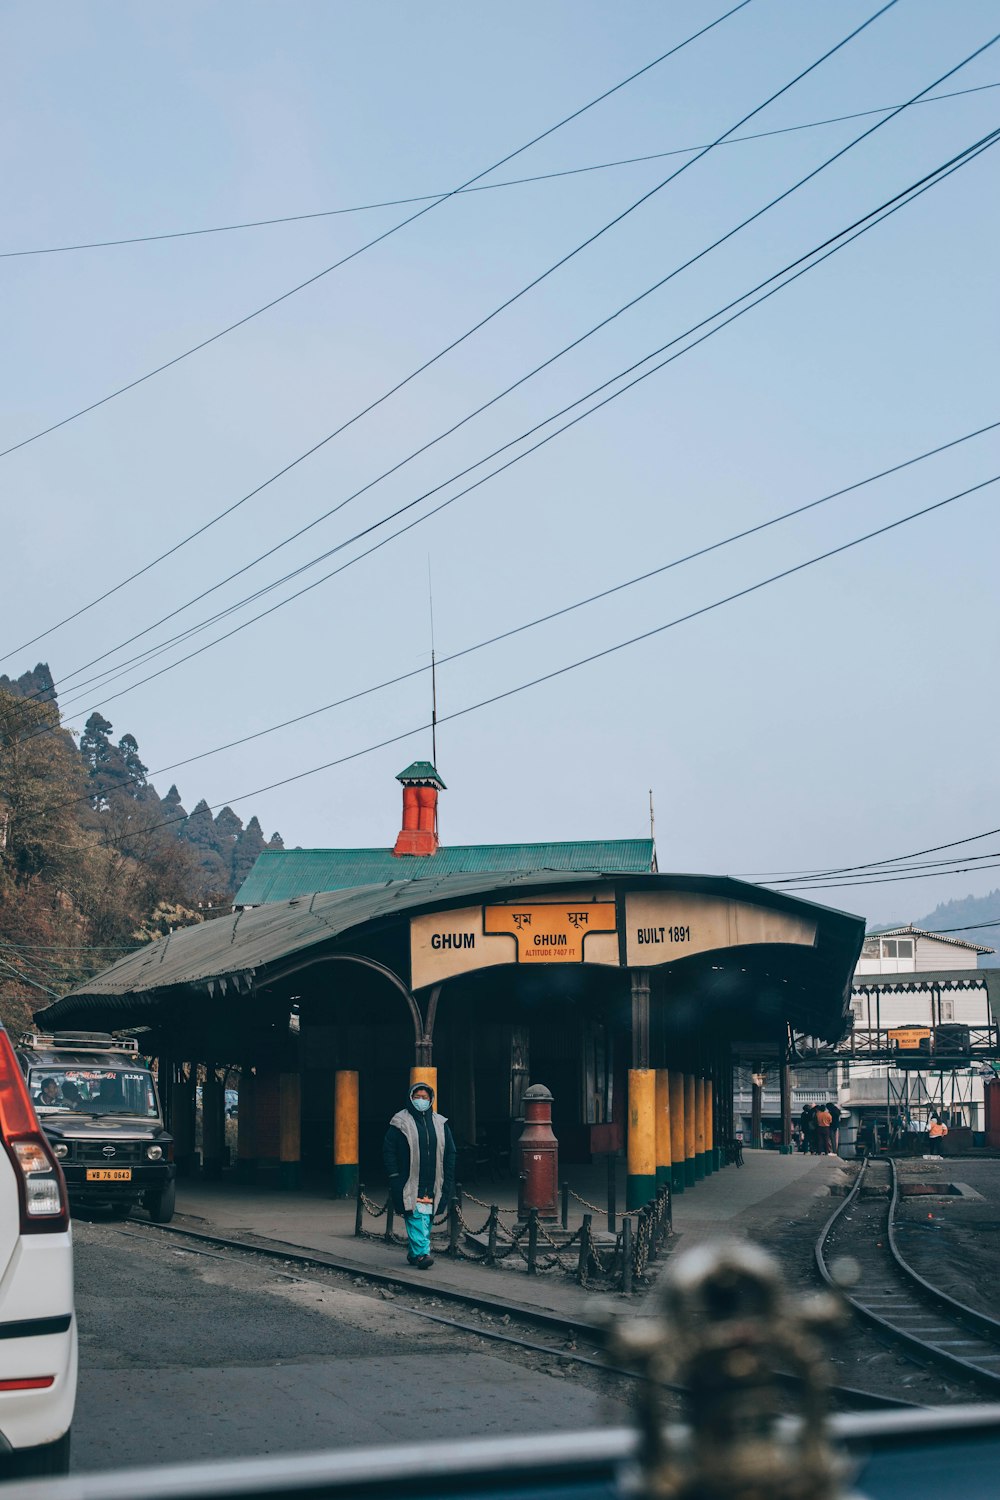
[392,762,445,857]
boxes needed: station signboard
[623,891,817,967]
[410,897,618,990]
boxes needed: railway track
[817,1156,1000,1390]
[109,1213,917,1412]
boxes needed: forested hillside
[0,664,284,1030]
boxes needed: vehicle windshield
[28,1066,159,1118]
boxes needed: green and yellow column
[684,1073,697,1189]
[655,1069,671,1192]
[669,1070,686,1194]
[279,1071,301,1190]
[694,1076,706,1180]
[627,1068,656,1209]
[333,1070,359,1198]
[705,1077,716,1174]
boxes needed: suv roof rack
[19,1031,140,1056]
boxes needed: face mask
[412,1097,431,1112]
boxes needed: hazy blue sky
[2,1,998,926]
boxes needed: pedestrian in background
[382,1081,456,1270]
[799,1104,815,1154]
[814,1103,834,1155]
[825,1101,842,1156]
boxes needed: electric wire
[111,415,991,782]
[47,121,1000,721]
[776,860,1000,893]
[45,22,985,705]
[43,467,1000,838]
[4,78,996,260]
[758,825,1000,883]
[0,5,753,472]
[3,0,902,661]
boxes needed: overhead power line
[765,823,1000,884]
[47,120,1000,721]
[0,2,754,476]
[776,860,1000,894]
[46,466,1000,839]
[45,23,983,706]
[0,0,896,661]
[108,415,988,782]
[4,78,996,260]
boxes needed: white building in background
[733,924,997,1151]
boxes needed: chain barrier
[353,1181,672,1293]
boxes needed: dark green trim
[626,1173,656,1210]
[333,1162,359,1197]
[655,1165,670,1191]
[671,1165,685,1194]
[684,1158,696,1188]
[279,1161,301,1190]
[694,1152,706,1181]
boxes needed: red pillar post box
[517,1083,558,1221]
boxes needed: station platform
[165,1151,848,1322]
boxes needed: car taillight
[0,1032,69,1234]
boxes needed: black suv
[15,1031,175,1222]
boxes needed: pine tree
[231,816,267,891]
[117,733,148,794]
[266,831,285,850]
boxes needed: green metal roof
[395,761,446,788]
[234,840,655,907]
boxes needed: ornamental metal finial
[604,1240,845,1500]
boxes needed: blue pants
[405,1203,433,1259]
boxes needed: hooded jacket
[382,1085,456,1214]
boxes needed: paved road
[71,1217,628,1475]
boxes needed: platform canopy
[36,871,863,1046]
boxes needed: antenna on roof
[428,557,438,772]
[649,788,656,845]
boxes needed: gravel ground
[893,1156,1000,1322]
[656,1157,1000,1409]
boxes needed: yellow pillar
[627,1068,656,1209]
[694,1077,706,1180]
[684,1074,696,1188]
[705,1080,716,1173]
[333,1070,359,1198]
[409,1065,439,1109]
[669,1070,685,1193]
[655,1069,671,1191]
[279,1072,301,1190]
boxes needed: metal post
[577,1214,592,1284]
[621,1217,633,1295]
[385,1200,395,1244]
[561,1180,569,1231]
[487,1205,498,1266]
[780,1062,793,1155]
[448,1196,460,1257]
[354,1182,364,1237]
[607,1151,616,1233]
[527,1208,539,1274]
[647,1204,657,1262]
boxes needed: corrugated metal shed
[234,840,655,908]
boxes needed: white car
[0,1022,76,1477]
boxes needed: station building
[37,763,864,1207]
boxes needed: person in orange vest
[814,1104,834,1155]
[928,1114,949,1155]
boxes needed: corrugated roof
[234,840,655,908]
[36,870,862,1034]
[867,924,994,955]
